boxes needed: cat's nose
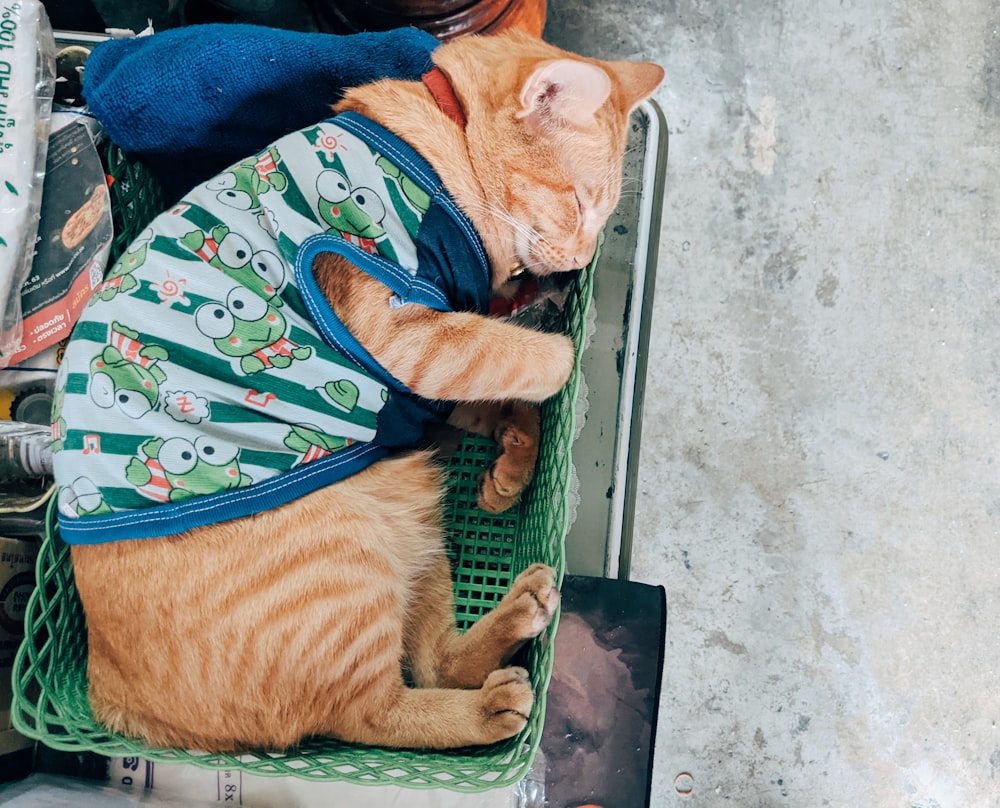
[570,238,598,269]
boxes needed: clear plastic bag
[0,0,57,367]
[514,747,547,807]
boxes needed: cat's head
[434,31,664,286]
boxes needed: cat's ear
[606,61,665,110]
[517,59,612,129]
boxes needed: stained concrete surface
[545,0,1000,805]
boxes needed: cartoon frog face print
[195,287,312,374]
[89,323,169,418]
[206,147,288,211]
[125,436,251,503]
[316,170,387,249]
[179,225,284,304]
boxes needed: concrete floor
[546,0,1000,806]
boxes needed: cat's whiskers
[617,183,642,197]
[509,252,557,274]
[470,195,539,240]
[603,160,631,196]
[463,196,544,258]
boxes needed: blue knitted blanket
[82,24,440,200]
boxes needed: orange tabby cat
[69,31,663,752]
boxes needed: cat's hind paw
[478,667,533,741]
[505,563,560,639]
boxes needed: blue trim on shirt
[292,114,491,394]
[333,112,491,290]
[293,234,431,396]
[59,443,391,543]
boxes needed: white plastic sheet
[0,0,56,366]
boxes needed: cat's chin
[520,258,587,277]
[517,242,596,275]
[510,251,565,279]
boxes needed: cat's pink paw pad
[479,667,533,740]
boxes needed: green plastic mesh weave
[101,142,167,263]
[11,148,594,792]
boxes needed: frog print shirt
[53,113,491,543]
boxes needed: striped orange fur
[71,31,662,752]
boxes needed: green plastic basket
[10,146,594,792]
[100,141,168,263]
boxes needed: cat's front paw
[477,422,539,513]
[477,667,533,742]
[531,332,575,400]
[508,331,574,402]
